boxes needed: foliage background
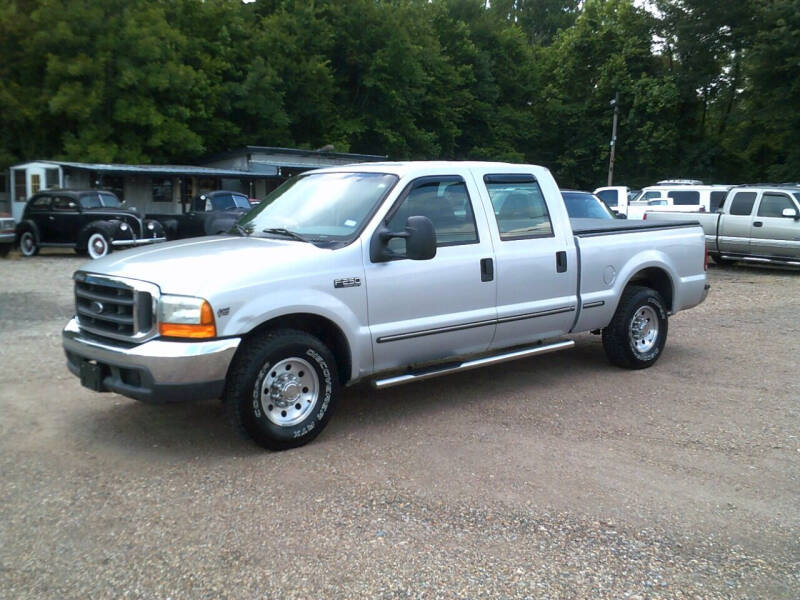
[1,0,797,188]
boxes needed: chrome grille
[74,274,157,342]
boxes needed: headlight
[157,295,216,338]
[119,223,129,231]
[147,222,155,230]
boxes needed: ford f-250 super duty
[62,162,709,450]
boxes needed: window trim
[382,175,481,250]
[483,173,555,242]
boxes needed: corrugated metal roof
[41,160,272,178]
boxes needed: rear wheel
[19,230,39,257]
[87,232,111,259]
[225,329,339,450]
[602,286,668,369]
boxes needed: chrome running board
[721,254,800,267]
[373,339,575,389]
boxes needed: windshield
[562,192,615,219]
[238,172,398,244]
[211,194,251,211]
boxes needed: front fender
[215,287,370,383]
[15,219,41,244]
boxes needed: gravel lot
[1,249,798,599]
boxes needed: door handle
[556,251,567,273]
[753,221,763,227]
[480,258,494,282]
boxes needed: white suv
[628,181,731,219]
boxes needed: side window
[668,190,700,205]
[729,192,757,216]
[385,178,479,252]
[596,189,617,207]
[757,193,796,218]
[52,196,78,211]
[642,191,661,201]
[710,191,727,212]
[79,194,101,209]
[484,175,553,240]
[29,196,51,211]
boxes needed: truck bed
[569,218,701,236]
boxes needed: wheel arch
[15,219,40,245]
[77,220,118,249]
[623,266,674,312]
[239,313,353,385]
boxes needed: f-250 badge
[334,277,361,288]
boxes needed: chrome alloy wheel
[629,305,659,354]
[260,357,320,427]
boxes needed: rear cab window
[483,174,553,240]
[728,192,757,216]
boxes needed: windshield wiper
[231,223,250,237]
[262,227,312,243]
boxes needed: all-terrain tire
[602,285,668,369]
[225,329,340,451]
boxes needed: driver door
[363,175,497,373]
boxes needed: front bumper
[111,237,166,247]
[0,232,14,244]
[62,317,240,403]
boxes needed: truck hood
[79,236,336,297]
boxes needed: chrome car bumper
[111,237,167,247]
[62,317,240,403]
[0,232,14,243]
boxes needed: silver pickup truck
[645,184,800,267]
[62,162,709,450]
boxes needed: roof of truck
[308,161,550,177]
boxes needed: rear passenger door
[719,191,757,254]
[473,171,578,350]
[750,192,800,259]
[364,175,497,373]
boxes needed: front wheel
[225,329,340,450]
[19,230,39,257]
[87,232,111,259]
[602,286,668,369]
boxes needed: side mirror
[370,215,437,263]
[781,207,798,219]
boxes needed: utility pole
[607,91,619,186]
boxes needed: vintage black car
[147,190,252,240]
[15,190,166,259]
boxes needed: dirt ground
[0,249,798,599]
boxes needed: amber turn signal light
[158,300,216,338]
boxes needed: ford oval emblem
[90,301,104,314]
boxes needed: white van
[629,181,731,219]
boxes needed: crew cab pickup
[645,184,800,267]
[62,162,709,450]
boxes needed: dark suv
[15,190,166,259]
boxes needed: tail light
[642,212,647,220]
[699,206,706,213]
